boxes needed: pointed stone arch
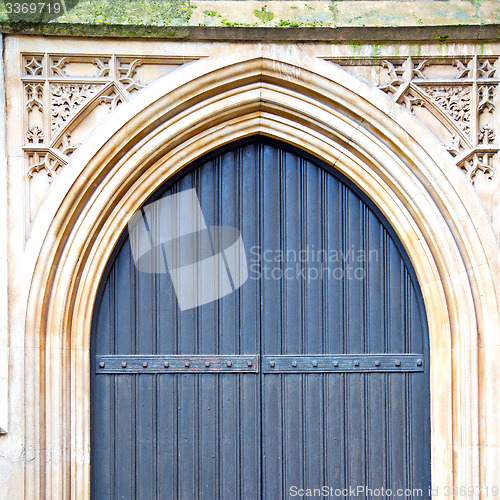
[24,53,499,498]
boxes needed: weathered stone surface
[1,0,499,28]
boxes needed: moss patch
[0,0,193,26]
[254,5,274,23]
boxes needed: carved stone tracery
[21,53,201,189]
[478,125,495,145]
[375,56,497,183]
[25,82,44,111]
[325,54,499,184]
[117,58,146,93]
[25,149,68,182]
[24,55,44,76]
[26,126,45,145]
[478,59,497,79]
[420,85,472,135]
[379,60,406,95]
[458,152,496,183]
[50,56,111,78]
[51,83,100,134]
[478,85,496,114]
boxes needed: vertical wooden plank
[279,149,304,496]
[366,211,387,496]
[156,186,179,356]
[240,374,260,499]
[303,159,323,352]
[131,225,155,355]
[260,142,283,500]
[95,280,112,355]
[172,172,200,499]
[282,150,302,354]
[195,158,222,500]
[220,375,240,500]
[197,157,218,357]
[324,174,344,354]
[323,172,347,490]
[156,375,177,500]
[92,375,114,500]
[177,375,197,499]
[239,142,261,355]
[302,160,324,491]
[199,374,217,500]
[115,247,135,355]
[346,193,365,354]
[240,143,261,499]
[387,237,405,354]
[386,236,407,492]
[260,142,282,356]
[153,182,180,497]
[176,172,198,357]
[388,372,407,492]
[218,149,241,499]
[410,369,431,491]
[408,279,430,492]
[114,375,135,499]
[344,193,366,490]
[136,375,155,499]
[324,372,346,489]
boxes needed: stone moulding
[21,52,499,498]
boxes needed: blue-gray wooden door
[91,138,430,499]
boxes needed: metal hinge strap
[96,354,424,374]
[261,354,424,373]
[96,354,259,374]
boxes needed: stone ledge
[1,22,500,41]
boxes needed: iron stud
[227,361,232,367]
[205,361,211,367]
[143,362,148,368]
[375,361,381,367]
[99,362,105,368]
[292,361,297,367]
[185,361,190,368]
[333,361,339,367]
[395,360,401,367]
[354,361,360,367]
[164,361,169,368]
[121,362,127,368]
[417,359,423,366]
[247,361,253,367]
[270,361,275,368]
[312,360,318,367]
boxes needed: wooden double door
[91,138,430,499]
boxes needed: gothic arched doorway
[90,137,430,499]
